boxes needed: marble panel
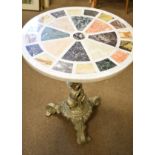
[51,10,66,18]
[73,32,85,40]
[85,19,112,33]
[111,20,126,29]
[82,39,114,61]
[62,42,90,61]
[119,31,132,40]
[111,50,129,63]
[84,10,98,17]
[119,41,133,52]
[35,53,53,66]
[27,23,43,33]
[39,15,54,24]
[41,27,70,41]
[67,9,82,16]
[24,34,37,44]
[98,13,114,22]
[50,17,75,33]
[89,32,117,46]
[76,63,96,74]
[26,44,43,56]
[96,58,116,71]
[52,61,73,73]
[42,38,74,57]
[71,16,92,31]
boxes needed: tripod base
[46,83,100,144]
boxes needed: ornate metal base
[46,83,100,144]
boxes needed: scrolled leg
[89,96,101,106]
[46,103,61,117]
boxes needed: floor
[23,0,133,155]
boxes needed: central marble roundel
[73,32,85,40]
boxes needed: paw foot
[77,134,86,144]
[77,135,91,144]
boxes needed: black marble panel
[96,58,116,71]
[41,27,70,41]
[51,10,66,18]
[25,44,43,56]
[84,10,99,17]
[52,61,73,73]
[119,41,133,52]
[89,32,117,46]
[111,20,126,29]
[72,16,92,31]
[62,42,90,61]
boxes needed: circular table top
[22,7,133,83]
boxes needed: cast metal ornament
[46,82,101,144]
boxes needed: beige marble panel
[82,39,115,61]
[76,63,96,74]
[39,15,55,25]
[42,38,74,57]
[66,9,83,16]
[35,53,53,67]
[49,17,75,33]
[119,31,132,40]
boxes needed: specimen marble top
[22,7,133,82]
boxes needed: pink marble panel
[111,50,129,63]
[85,20,112,33]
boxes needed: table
[22,7,133,144]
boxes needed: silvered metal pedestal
[46,82,100,144]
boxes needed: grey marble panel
[41,27,70,41]
[111,20,126,29]
[89,32,117,46]
[52,61,73,73]
[51,10,66,18]
[72,16,92,31]
[96,58,116,71]
[84,10,98,17]
[62,42,90,61]
[26,44,43,56]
